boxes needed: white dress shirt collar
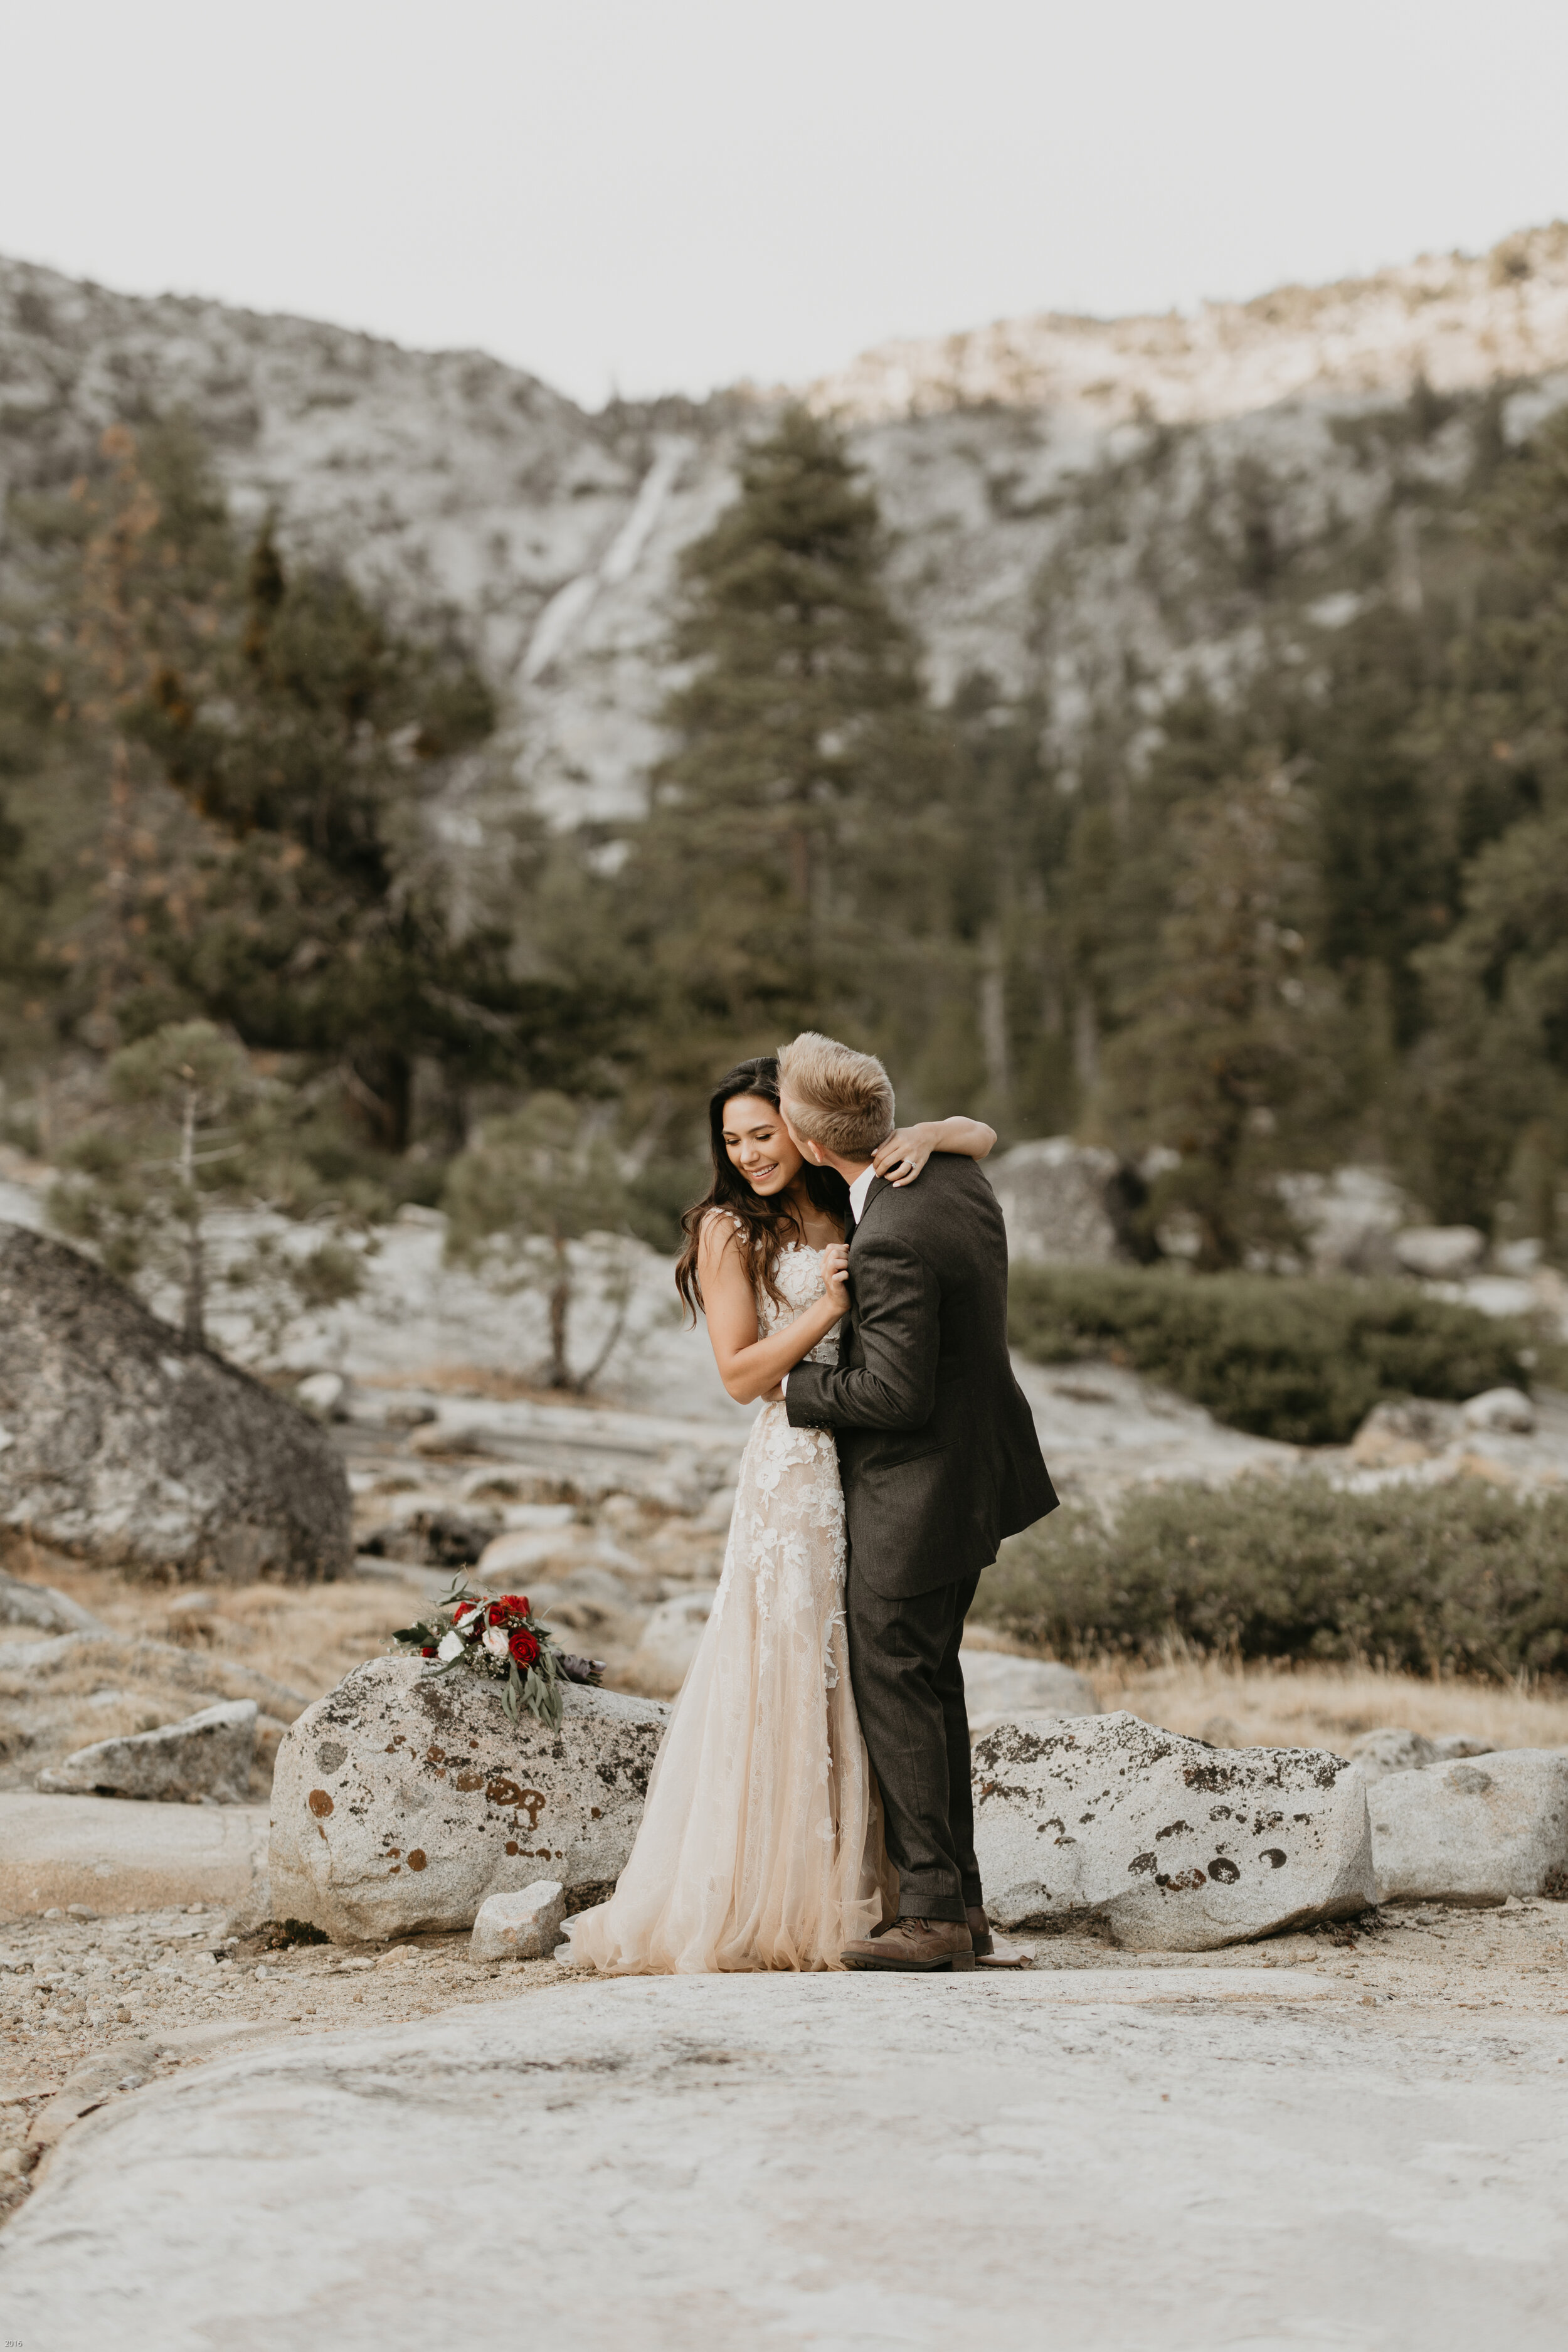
[847,1165,877,1226]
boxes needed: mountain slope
[4,226,1568,831]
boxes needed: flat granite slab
[2,1968,1564,2351]
[0,1793,268,1917]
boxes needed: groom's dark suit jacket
[784,1154,1057,1597]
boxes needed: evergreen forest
[1,387,1565,1295]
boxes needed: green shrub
[976,1475,1568,1682]
[1007,1265,1534,1445]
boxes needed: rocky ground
[3,1917,1567,2347]
[4,1347,1567,2331]
[3,1892,1565,2224]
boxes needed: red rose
[499,1594,529,1618]
[420,1644,436,1658]
[453,1599,479,1623]
[508,1628,539,1668]
[487,1600,508,1626]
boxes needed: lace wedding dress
[566,1243,894,1973]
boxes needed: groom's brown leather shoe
[840,1917,976,1971]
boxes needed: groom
[777,1032,1057,1971]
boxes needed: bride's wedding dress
[566,1242,893,1973]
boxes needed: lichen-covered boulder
[0,1224,351,1581]
[268,1656,669,1942]
[1367,1750,1568,1905]
[973,1710,1376,1950]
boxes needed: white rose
[436,1630,464,1662]
[482,1625,511,1658]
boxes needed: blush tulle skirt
[564,1403,893,1974]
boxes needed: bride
[566,1055,995,1974]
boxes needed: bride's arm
[871,1115,997,1189]
[697,1217,849,1404]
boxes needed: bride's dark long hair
[675,1056,849,1322]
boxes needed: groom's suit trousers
[846,1566,982,1924]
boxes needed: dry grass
[33,1557,429,1704]
[15,1556,1568,1783]
[1098,1652,1568,1757]
[3,1556,433,1791]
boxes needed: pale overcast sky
[3,0,1565,410]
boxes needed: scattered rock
[37,1700,257,1803]
[470,1878,566,1961]
[295,1372,350,1421]
[1393,1224,1485,1280]
[26,2041,158,2177]
[986,1138,1147,1267]
[384,1401,438,1430]
[972,1710,1376,1949]
[361,1511,496,1569]
[1348,1396,1463,1466]
[960,1653,1098,1738]
[499,1503,578,1533]
[640,1449,717,1516]
[0,1223,352,1581]
[1276,1167,1409,1277]
[1368,1751,1568,1905]
[622,1591,714,1696]
[267,1656,669,1942]
[476,1526,585,1579]
[0,1791,268,1915]
[460,1468,580,1508]
[1461,1386,1535,1435]
[539,1563,643,1614]
[0,1568,106,1636]
[1347,1727,1496,1780]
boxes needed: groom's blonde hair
[777,1032,895,1159]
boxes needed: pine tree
[1397,407,1568,1231]
[1103,759,1343,1268]
[626,405,955,1092]
[46,1018,366,1348]
[135,514,609,1150]
[443,1095,636,1391]
[0,418,229,1061]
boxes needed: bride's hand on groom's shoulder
[871,1125,931,1187]
[822,1242,850,1306]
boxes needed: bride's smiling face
[721,1094,804,1197]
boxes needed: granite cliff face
[4,224,1567,832]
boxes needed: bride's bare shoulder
[696,1207,746,1262]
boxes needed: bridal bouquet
[391,1584,602,1729]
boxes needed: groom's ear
[780,1099,813,1158]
